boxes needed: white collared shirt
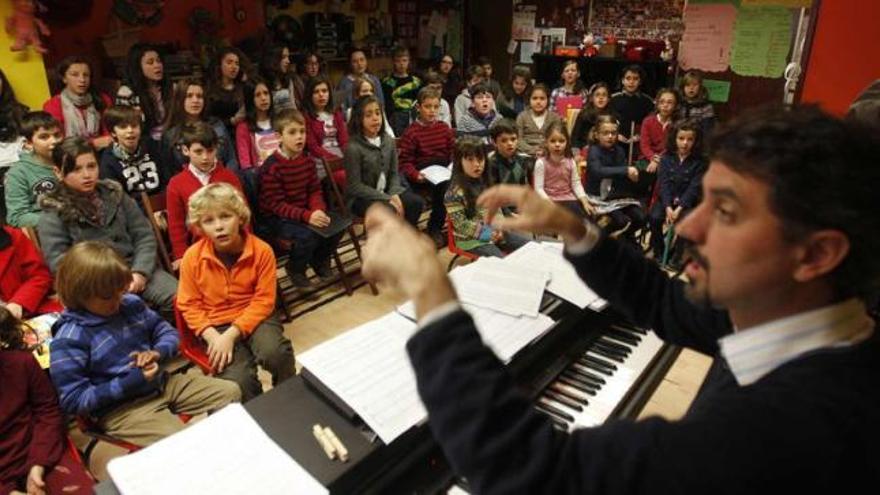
[188,162,216,186]
[719,298,875,386]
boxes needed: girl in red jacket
[0,307,93,494]
[0,225,62,319]
[302,76,347,188]
[42,56,113,150]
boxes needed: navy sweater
[407,236,880,494]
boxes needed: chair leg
[333,250,353,296]
[347,225,378,295]
[447,254,460,272]
[276,280,293,322]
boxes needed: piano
[95,294,679,495]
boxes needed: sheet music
[297,312,424,444]
[455,257,548,317]
[107,404,327,495]
[505,242,607,310]
[397,300,554,363]
[420,164,452,184]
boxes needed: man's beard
[680,240,713,308]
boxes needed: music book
[107,404,327,495]
[306,210,352,238]
[455,257,548,317]
[419,164,452,185]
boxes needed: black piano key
[544,391,583,412]
[537,400,575,422]
[535,405,570,430]
[569,363,605,387]
[559,375,598,395]
[574,359,613,377]
[596,337,632,355]
[550,383,590,405]
[563,368,604,387]
[605,328,641,345]
[581,354,618,372]
[611,323,648,335]
[591,344,626,363]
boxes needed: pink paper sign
[678,3,737,73]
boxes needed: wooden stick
[627,121,636,165]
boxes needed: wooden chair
[139,191,175,274]
[321,157,378,295]
[21,225,42,256]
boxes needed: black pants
[351,190,425,227]
[649,203,690,261]
[272,218,343,274]
[411,179,449,233]
[606,204,646,237]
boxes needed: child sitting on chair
[49,241,240,446]
[445,136,528,258]
[1,306,94,495]
[260,109,342,288]
[177,183,295,401]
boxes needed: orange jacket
[176,232,277,336]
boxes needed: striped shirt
[719,298,875,386]
[259,150,326,223]
[397,119,455,183]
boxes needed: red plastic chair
[446,217,478,271]
[173,305,213,376]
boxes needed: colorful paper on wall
[512,11,537,41]
[730,6,793,78]
[678,3,737,72]
[703,79,732,102]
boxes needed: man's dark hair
[710,104,880,302]
[490,118,518,141]
[20,111,60,140]
[179,121,218,148]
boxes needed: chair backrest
[446,216,478,261]
[21,225,43,257]
[321,157,353,218]
[139,191,175,273]
[173,304,213,375]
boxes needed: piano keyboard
[536,323,664,431]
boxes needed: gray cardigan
[38,180,158,276]
[516,110,563,156]
[343,134,406,208]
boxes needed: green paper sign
[730,6,793,78]
[704,79,732,103]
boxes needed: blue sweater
[657,153,706,209]
[49,294,179,417]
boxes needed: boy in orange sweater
[176,183,294,401]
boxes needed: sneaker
[289,272,312,288]
[314,261,335,281]
[429,229,447,249]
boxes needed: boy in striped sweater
[397,87,455,246]
[259,109,340,288]
[49,242,239,446]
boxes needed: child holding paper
[445,136,528,258]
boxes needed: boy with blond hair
[49,241,239,446]
[177,183,295,401]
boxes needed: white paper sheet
[107,404,327,495]
[420,164,452,184]
[505,242,607,310]
[297,312,423,444]
[455,257,548,317]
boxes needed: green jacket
[4,151,58,228]
[444,182,494,251]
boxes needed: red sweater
[0,226,62,315]
[0,351,65,493]
[639,113,672,161]
[397,120,455,183]
[259,151,326,223]
[166,165,244,260]
[305,110,349,162]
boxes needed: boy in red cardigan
[0,225,62,319]
[259,109,341,288]
[166,122,243,269]
[397,87,455,246]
